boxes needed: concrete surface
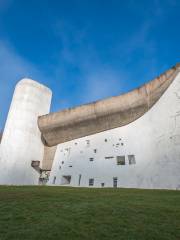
[48,69,180,189]
[0,79,52,185]
[39,64,180,147]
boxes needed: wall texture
[48,71,180,189]
[0,79,52,185]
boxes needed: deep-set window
[53,176,56,184]
[89,158,94,161]
[89,178,94,186]
[113,177,118,188]
[128,155,136,165]
[105,156,114,159]
[78,174,82,186]
[86,140,90,147]
[116,156,125,165]
[94,149,97,153]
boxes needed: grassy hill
[0,186,179,240]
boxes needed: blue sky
[0,0,179,129]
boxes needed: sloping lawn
[0,186,179,240]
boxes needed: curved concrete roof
[38,63,180,147]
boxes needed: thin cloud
[52,20,125,107]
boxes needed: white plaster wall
[49,72,180,189]
[0,79,52,185]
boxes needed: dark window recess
[89,158,94,161]
[59,166,61,170]
[62,175,71,184]
[128,155,136,165]
[113,177,118,188]
[89,178,94,186]
[86,140,90,146]
[94,149,97,153]
[119,138,121,141]
[69,165,72,168]
[62,161,64,164]
[101,183,105,187]
[117,156,125,165]
[75,142,78,145]
[104,139,107,142]
[105,156,114,159]
[121,143,124,146]
[53,176,56,184]
[78,174,82,186]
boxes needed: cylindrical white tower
[0,78,52,185]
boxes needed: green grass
[0,186,179,240]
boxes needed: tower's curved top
[38,63,180,147]
[16,78,52,95]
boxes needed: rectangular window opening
[78,174,82,186]
[116,156,125,165]
[86,140,90,147]
[89,178,94,186]
[128,155,136,165]
[61,175,71,185]
[53,176,56,184]
[113,177,118,188]
[105,156,114,159]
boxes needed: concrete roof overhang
[38,63,180,147]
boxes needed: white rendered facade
[0,79,52,185]
[0,69,180,189]
[48,72,180,189]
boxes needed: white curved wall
[49,72,180,189]
[0,79,52,185]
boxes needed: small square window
[117,156,125,165]
[128,155,136,165]
[94,149,97,153]
[89,178,94,186]
[86,140,90,147]
[104,139,107,142]
[101,183,105,187]
[89,158,94,161]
